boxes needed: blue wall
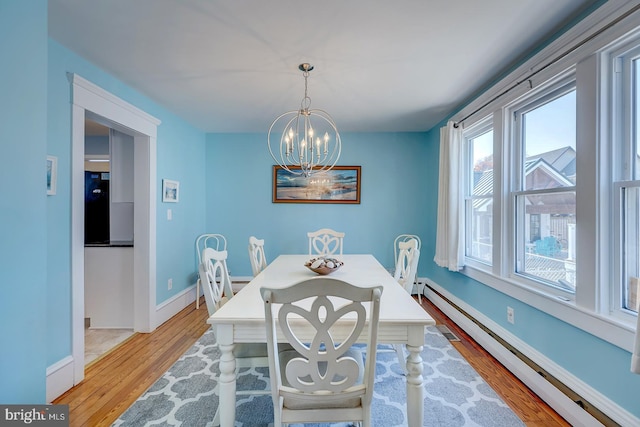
[205,132,431,278]
[0,0,48,403]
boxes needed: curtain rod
[453,3,640,129]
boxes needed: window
[453,7,640,351]
[613,42,640,316]
[512,83,577,293]
[464,121,493,265]
[619,184,640,314]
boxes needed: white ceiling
[48,0,596,133]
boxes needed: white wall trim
[160,277,251,324]
[423,278,639,427]
[48,284,197,404]
[63,73,160,401]
[45,356,74,404]
[71,74,160,135]
[155,284,198,328]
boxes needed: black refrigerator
[85,171,110,244]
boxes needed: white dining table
[207,254,435,427]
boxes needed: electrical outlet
[168,278,173,290]
[507,306,515,324]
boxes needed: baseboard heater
[425,284,618,427]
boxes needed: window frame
[508,77,577,298]
[609,38,640,323]
[613,181,640,322]
[463,117,495,269]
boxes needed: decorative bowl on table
[304,257,344,275]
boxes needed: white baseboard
[46,285,197,402]
[422,278,639,427]
[155,284,198,328]
[231,276,252,288]
[48,276,252,401]
[46,356,74,404]
[155,278,250,327]
[47,283,204,403]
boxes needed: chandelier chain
[301,69,311,111]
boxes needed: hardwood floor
[53,300,211,427]
[421,298,569,427]
[54,296,569,426]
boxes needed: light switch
[167,209,172,220]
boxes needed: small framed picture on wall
[162,179,179,203]
[47,155,58,196]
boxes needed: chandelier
[268,63,341,177]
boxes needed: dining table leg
[405,343,425,427]
[217,343,237,427]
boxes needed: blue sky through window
[524,90,576,157]
[472,90,576,163]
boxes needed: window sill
[460,264,636,353]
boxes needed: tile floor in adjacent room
[85,328,135,365]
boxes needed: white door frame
[70,74,160,383]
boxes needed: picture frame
[162,179,179,203]
[47,155,58,196]
[273,165,361,204]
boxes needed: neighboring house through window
[512,85,577,294]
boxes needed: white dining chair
[248,236,267,277]
[195,233,227,309]
[199,248,234,313]
[261,277,382,427]
[307,228,345,257]
[392,237,421,374]
[196,234,227,264]
[393,234,423,302]
[198,248,271,426]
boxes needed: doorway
[70,74,160,385]
[83,119,134,364]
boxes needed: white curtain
[434,120,464,271]
[632,311,640,374]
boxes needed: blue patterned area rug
[113,326,524,427]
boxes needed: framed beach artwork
[47,155,58,196]
[162,179,179,203]
[272,165,361,204]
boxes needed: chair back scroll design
[261,277,382,427]
[195,233,227,264]
[194,233,227,309]
[280,295,365,393]
[199,247,234,316]
[393,234,421,269]
[391,237,421,374]
[393,238,420,294]
[307,228,345,256]
[248,236,268,277]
